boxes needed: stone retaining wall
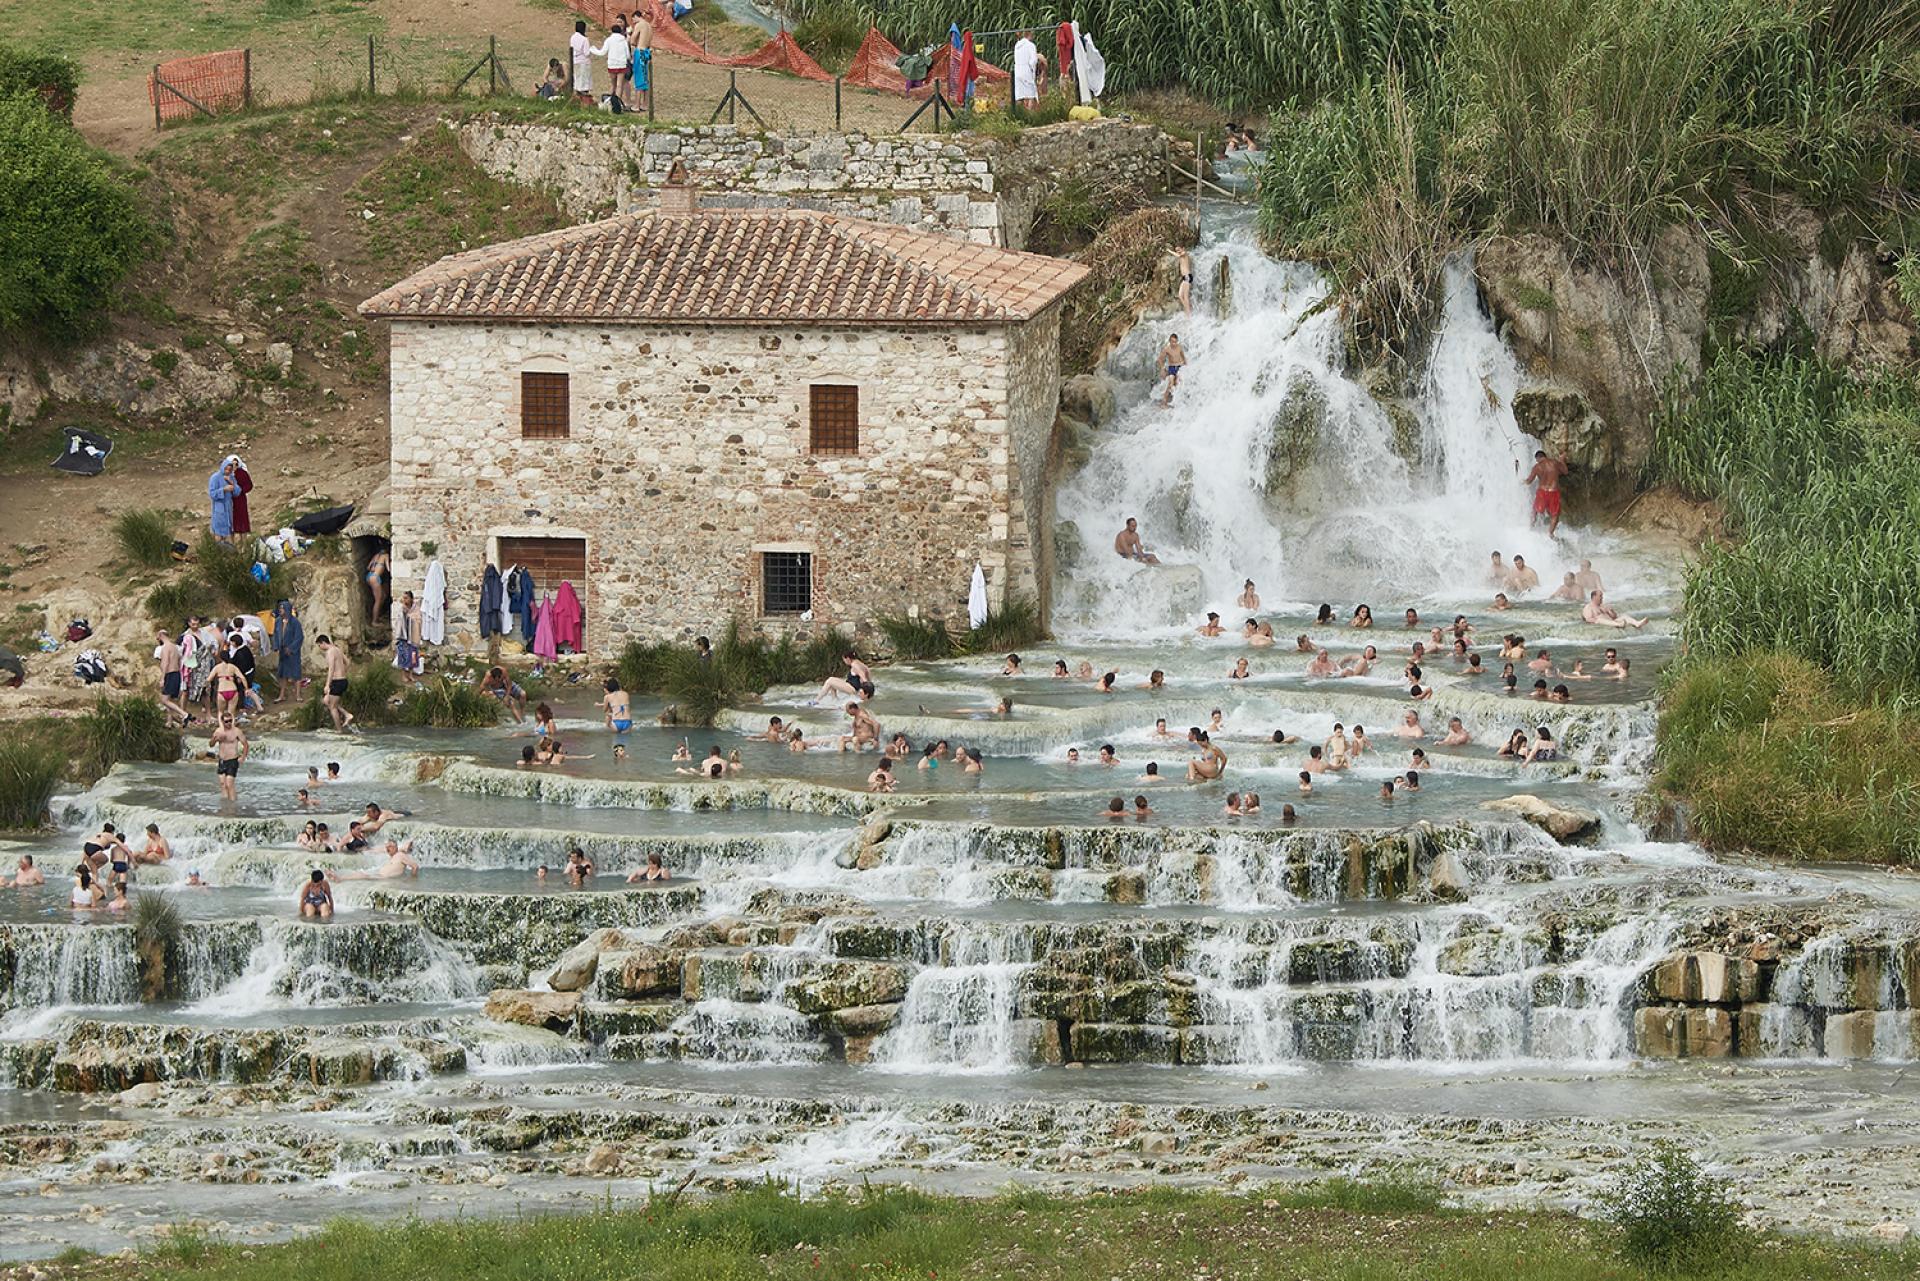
[454,116,1167,249]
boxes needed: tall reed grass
[112,509,175,569]
[0,739,62,831]
[614,622,853,726]
[78,694,180,777]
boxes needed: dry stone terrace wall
[454,116,1167,248]
[387,318,1049,649]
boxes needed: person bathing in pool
[601,678,633,732]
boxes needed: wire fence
[147,29,1014,135]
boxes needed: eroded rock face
[483,989,582,1033]
[546,928,631,993]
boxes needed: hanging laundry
[553,580,584,653]
[422,559,447,646]
[532,593,558,660]
[480,565,504,639]
[516,567,539,643]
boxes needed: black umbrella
[50,427,113,476]
[290,504,355,536]
[0,645,23,682]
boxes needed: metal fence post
[152,64,162,129]
[834,76,842,132]
[648,54,655,122]
[728,70,737,125]
[489,35,497,96]
[242,48,252,110]
[368,34,376,95]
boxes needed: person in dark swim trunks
[1157,333,1188,407]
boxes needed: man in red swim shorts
[1521,449,1569,537]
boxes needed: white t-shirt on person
[570,30,593,90]
[594,31,631,71]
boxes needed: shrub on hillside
[0,46,79,117]
[195,534,300,614]
[0,739,63,831]
[113,509,176,569]
[1600,1142,1743,1269]
[793,0,866,72]
[146,576,220,629]
[0,94,149,340]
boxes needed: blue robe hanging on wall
[480,565,504,639]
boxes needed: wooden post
[834,75,842,132]
[489,35,497,96]
[728,70,737,125]
[242,48,252,110]
[368,34,376,95]
[152,64,162,129]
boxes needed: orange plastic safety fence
[843,27,909,95]
[147,48,248,122]
[724,29,833,81]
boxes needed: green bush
[616,639,676,696]
[78,695,180,777]
[1657,652,1920,865]
[0,46,79,117]
[0,738,62,830]
[112,509,176,569]
[877,614,957,661]
[393,677,501,729]
[288,661,400,729]
[195,534,301,614]
[146,576,219,629]
[0,94,150,340]
[969,595,1048,652]
[616,621,851,726]
[1600,1141,1743,1270]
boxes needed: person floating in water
[1156,333,1187,407]
[1583,590,1650,629]
[1521,449,1569,536]
[1114,517,1160,564]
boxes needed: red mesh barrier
[724,30,833,81]
[926,40,1008,98]
[843,27,909,94]
[147,49,249,122]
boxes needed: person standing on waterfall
[1522,449,1569,537]
[1157,333,1187,407]
[1172,247,1194,313]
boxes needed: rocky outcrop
[483,988,582,1033]
[1480,794,1603,845]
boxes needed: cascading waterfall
[1052,234,1657,635]
[876,927,1036,1074]
[183,920,480,1017]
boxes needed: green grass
[876,613,957,660]
[1657,652,1920,865]
[77,693,180,777]
[0,0,382,64]
[391,676,501,729]
[614,622,851,727]
[350,126,570,277]
[792,0,868,72]
[194,534,301,614]
[88,1182,1920,1281]
[288,660,399,730]
[112,508,176,569]
[0,737,63,832]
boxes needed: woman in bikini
[365,550,391,632]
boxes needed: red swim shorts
[1533,488,1562,516]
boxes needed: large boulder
[782,961,910,1015]
[593,946,684,1000]
[484,988,582,1033]
[545,927,629,993]
[1480,794,1603,845]
[1060,372,1120,427]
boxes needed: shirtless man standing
[1114,518,1160,565]
[1157,334,1188,407]
[318,636,356,732]
[1522,450,1570,536]
[155,628,188,726]
[1572,559,1604,598]
[210,713,248,803]
[1507,555,1540,594]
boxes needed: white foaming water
[875,929,1033,1074]
[1053,233,1658,638]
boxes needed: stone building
[361,182,1087,656]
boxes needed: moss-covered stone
[1068,1022,1177,1065]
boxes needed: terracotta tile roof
[359,208,1089,325]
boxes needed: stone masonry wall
[387,316,1062,653]
[1005,309,1061,614]
[455,116,1166,249]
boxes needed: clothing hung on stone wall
[479,565,504,639]
[508,567,538,643]
[532,594,558,660]
[552,581,584,653]
[422,560,447,645]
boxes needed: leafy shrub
[968,594,1047,652]
[616,640,676,696]
[132,891,182,1002]
[0,46,80,117]
[393,677,501,728]
[0,739,62,830]
[78,695,180,777]
[112,509,175,569]
[1600,1141,1743,1270]
[877,614,957,661]
[617,621,851,726]
[0,95,149,339]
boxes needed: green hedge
[0,46,79,118]
[0,95,150,340]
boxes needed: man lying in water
[332,838,420,880]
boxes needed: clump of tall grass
[195,534,301,614]
[792,0,867,71]
[145,576,219,629]
[288,661,400,730]
[0,739,62,831]
[877,614,957,661]
[878,597,1046,660]
[1059,206,1193,371]
[393,677,501,729]
[112,509,175,569]
[78,694,179,777]
[1600,1141,1744,1270]
[614,621,852,726]
[1658,652,1920,865]
[1652,348,1920,694]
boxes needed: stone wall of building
[386,314,1063,653]
[1004,310,1061,614]
[455,116,1166,248]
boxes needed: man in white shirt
[1012,30,1041,109]
[570,19,593,105]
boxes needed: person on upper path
[570,19,595,105]
[1522,449,1569,536]
[207,458,241,543]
